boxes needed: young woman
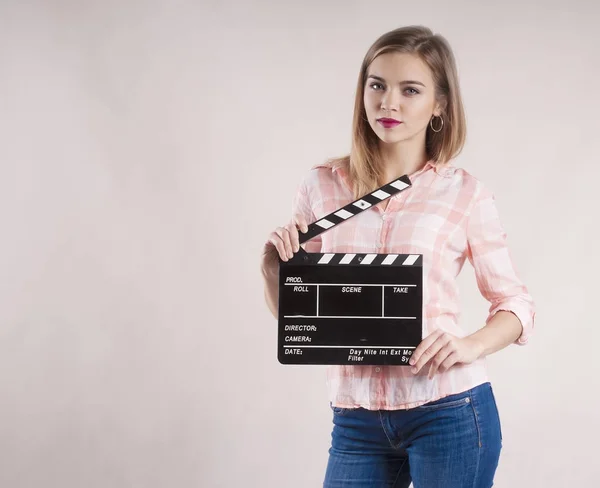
[260,25,535,488]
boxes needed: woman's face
[363,52,441,146]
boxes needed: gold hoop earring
[430,115,443,133]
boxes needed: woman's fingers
[267,232,289,261]
[295,215,309,234]
[285,222,300,253]
[428,343,456,379]
[288,215,310,252]
[267,216,309,262]
[411,331,450,374]
[409,330,442,371]
[274,227,293,259]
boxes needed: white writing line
[282,345,416,349]
[284,283,416,287]
[284,315,417,319]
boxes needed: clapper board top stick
[278,175,423,365]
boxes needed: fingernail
[409,359,415,365]
[288,253,293,259]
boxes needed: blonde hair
[328,25,467,199]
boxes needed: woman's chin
[376,133,406,145]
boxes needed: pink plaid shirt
[291,159,535,410]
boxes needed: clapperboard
[278,175,423,365]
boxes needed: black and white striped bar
[297,175,411,245]
[311,253,420,266]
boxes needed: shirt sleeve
[291,176,322,253]
[466,184,536,345]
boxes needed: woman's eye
[368,83,419,95]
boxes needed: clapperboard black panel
[278,175,423,365]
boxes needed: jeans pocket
[415,394,471,411]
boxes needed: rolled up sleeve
[291,178,322,253]
[466,185,536,345]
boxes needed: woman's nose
[381,89,400,111]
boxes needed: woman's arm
[262,174,322,321]
[409,182,536,378]
[465,183,536,346]
[467,310,523,359]
[409,311,523,378]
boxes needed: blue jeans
[323,382,502,488]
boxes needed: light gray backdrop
[1,1,598,487]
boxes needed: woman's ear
[434,96,448,117]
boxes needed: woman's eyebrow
[367,75,425,87]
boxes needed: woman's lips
[377,118,402,128]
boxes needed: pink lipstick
[377,118,402,128]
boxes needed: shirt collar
[324,159,455,180]
[421,160,456,178]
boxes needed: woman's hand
[409,330,484,379]
[261,215,308,279]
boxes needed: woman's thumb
[295,215,308,233]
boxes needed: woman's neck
[379,142,429,182]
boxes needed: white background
[1,0,599,486]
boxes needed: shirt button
[381,214,387,220]
[375,367,381,372]
[376,242,382,249]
